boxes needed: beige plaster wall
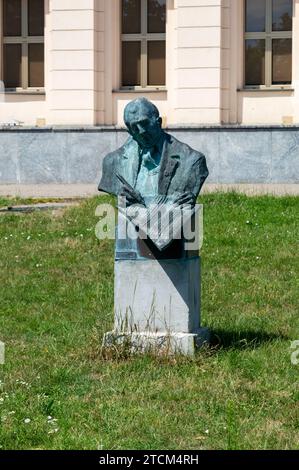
[0,94,46,125]
[0,0,298,126]
[230,0,299,125]
[46,0,98,125]
[171,0,223,124]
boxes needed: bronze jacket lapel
[121,138,141,188]
[158,134,180,195]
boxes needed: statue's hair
[124,98,160,125]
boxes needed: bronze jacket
[98,132,209,199]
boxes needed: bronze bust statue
[98,98,209,208]
[100,99,210,354]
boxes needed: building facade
[0,0,298,188]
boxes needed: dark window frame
[2,0,45,91]
[121,0,166,90]
[244,0,293,89]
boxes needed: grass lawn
[0,193,298,450]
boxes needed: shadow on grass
[211,329,288,350]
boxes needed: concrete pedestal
[103,329,210,356]
[103,257,210,356]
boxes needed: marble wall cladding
[0,127,298,184]
[0,133,19,183]
[19,133,68,184]
[171,130,220,183]
[116,131,129,149]
[66,132,118,184]
[218,130,272,183]
[271,130,299,183]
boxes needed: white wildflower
[48,428,59,434]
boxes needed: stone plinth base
[114,258,201,333]
[103,328,210,357]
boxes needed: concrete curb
[0,183,298,199]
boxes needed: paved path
[0,184,298,198]
[0,202,79,213]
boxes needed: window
[2,0,44,90]
[244,0,292,87]
[121,0,166,88]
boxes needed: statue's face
[126,108,162,149]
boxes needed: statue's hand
[120,186,145,207]
[173,192,196,208]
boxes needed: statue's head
[124,98,162,149]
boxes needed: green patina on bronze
[98,98,209,258]
[98,97,209,207]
